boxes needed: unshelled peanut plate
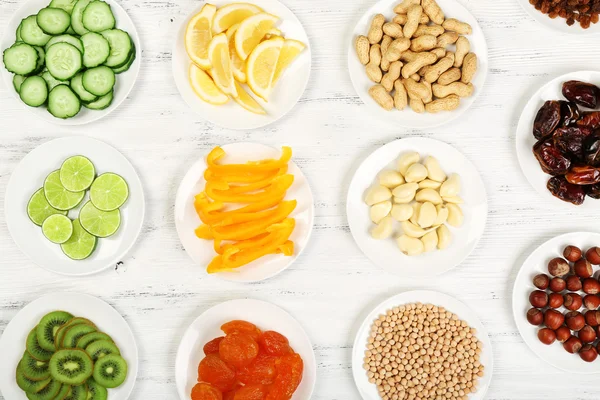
[516,0,600,35]
[352,290,493,400]
[347,0,488,128]
[172,0,311,130]
[347,137,487,278]
[512,232,600,373]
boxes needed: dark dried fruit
[577,112,600,129]
[559,100,580,126]
[586,183,600,199]
[565,165,600,185]
[547,176,586,205]
[553,127,590,159]
[533,100,562,140]
[583,133,600,167]
[563,80,600,108]
[533,139,572,176]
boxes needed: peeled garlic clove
[443,195,464,204]
[415,188,443,204]
[424,156,447,182]
[410,202,421,225]
[394,196,413,204]
[437,224,452,249]
[418,179,442,189]
[439,174,460,197]
[370,201,392,224]
[392,183,418,200]
[397,152,420,176]
[421,230,438,252]
[434,204,449,225]
[371,216,394,240]
[417,201,437,228]
[365,185,392,206]
[391,203,413,222]
[446,203,464,227]
[379,170,405,188]
[401,221,436,238]
[404,163,428,183]
[397,234,425,256]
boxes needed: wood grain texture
[1,0,600,398]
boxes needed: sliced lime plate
[61,219,97,260]
[41,214,73,244]
[27,188,67,226]
[90,173,129,211]
[79,201,121,238]
[44,170,85,211]
[60,155,96,192]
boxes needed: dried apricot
[223,391,236,400]
[233,384,268,400]
[204,337,225,355]
[198,354,236,392]
[219,332,260,368]
[265,353,304,400]
[221,320,262,341]
[191,383,223,400]
[259,331,291,356]
[236,353,278,385]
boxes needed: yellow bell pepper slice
[205,174,294,204]
[195,224,213,239]
[204,165,288,184]
[206,146,292,174]
[195,195,285,225]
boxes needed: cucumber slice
[16,22,23,41]
[45,35,83,53]
[3,43,38,75]
[13,75,26,92]
[82,66,114,96]
[33,46,45,75]
[82,1,115,32]
[70,72,97,102]
[27,188,67,226]
[71,0,93,35]
[37,7,71,35]
[42,214,73,244]
[44,170,85,210]
[49,0,79,14]
[60,155,96,192]
[19,76,48,107]
[79,201,120,238]
[111,48,135,74]
[89,173,128,211]
[46,43,82,80]
[20,15,52,46]
[83,90,112,110]
[41,70,66,91]
[100,29,132,68]
[61,219,97,260]
[48,85,81,119]
[80,32,109,68]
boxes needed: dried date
[533,100,562,140]
[577,112,600,129]
[565,165,600,185]
[559,101,581,126]
[534,139,572,175]
[548,176,586,205]
[586,183,600,199]
[553,127,591,159]
[563,80,600,109]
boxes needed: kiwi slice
[55,318,95,350]
[26,328,53,362]
[24,379,61,400]
[49,349,93,386]
[64,384,87,400]
[62,324,97,349]
[86,379,108,400]
[85,340,120,362]
[37,311,73,352]
[16,363,51,393]
[92,354,127,389]
[53,384,72,400]
[76,332,113,350]
[21,351,50,381]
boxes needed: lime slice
[42,214,74,244]
[44,170,85,211]
[89,173,129,211]
[61,219,97,260]
[79,201,121,238]
[27,188,67,226]
[60,155,96,192]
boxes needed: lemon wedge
[185,4,217,70]
[235,12,279,61]
[226,24,246,83]
[272,39,305,85]
[263,28,282,41]
[189,63,229,105]
[209,33,237,97]
[232,81,266,114]
[246,37,284,102]
[213,3,263,34]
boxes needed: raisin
[204,337,225,355]
[259,331,292,357]
[219,333,260,369]
[198,354,236,392]
[191,383,224,400]
[533,139,572,175]
[563,80,600,108]
[548,176,586,205]
[533,100,561,139]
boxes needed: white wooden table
[2,0,600,398]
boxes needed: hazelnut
[583,278,600,295]
[527,308,544,326]
[574,259,593,278]
[549,277,566,293]
[584,294,600,310]
[544,309,565,330]
[586,247,600,265]
[580,344,598,362]
[564,245,583,262]
[566,311,586,331]
[555,326,571,343]
[538,328,556,345]
[564,336,583,354]
[585,310,600,327]
[566,275,583,292]
[579,325,597,343]
[548,257,570,277]
[533,274,550,290]
[595,325,600,338]
[548,293,564,309]
[564,293,583,311]
[529,290,548,308]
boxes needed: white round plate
[0,292,138,399]
[516,70,600,210]
[512,232,600,373]
[352,290,493,399]
[172,0,311,130]
[1,0,141,126]
[516,0,600,35]
[347,0,488,129]
[4,136,145,276]
[175,298,316,400]
[347,137,487,278]
[175,142,314,282]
